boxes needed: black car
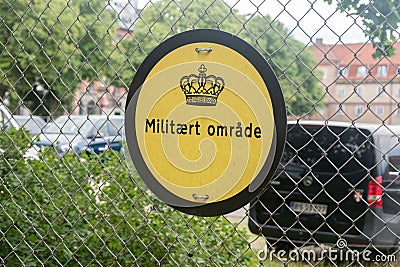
[249,121,400,251]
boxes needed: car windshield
[44,116,95,135]
[282,124,375,173]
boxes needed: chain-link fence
[1,0,400,266]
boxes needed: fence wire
[1,0,400,266]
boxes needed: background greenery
[0,0,323,117]
[0,128,251,266]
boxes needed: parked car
[0,104,40,159]
[1,104,47,136]
[13,115,46,136]
[35,115,124,156]
[249,121,400,251]
[0,103,17,129]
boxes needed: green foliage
[238,16,323,116]
[0,129,251,266]
[324,0,400,58]
[0,0,119,116]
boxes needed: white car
[0,103,18,129]
[0,103,39,159]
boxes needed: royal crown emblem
[180,64,225,106]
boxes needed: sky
[226,0,368,45]
[135,0,368,45]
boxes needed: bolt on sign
[125,29,286,216]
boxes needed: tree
[0,0,119,116]
[324,0,400,58]
[116,0,323,116]
[1,0,323,116]
[68,0,119,81]
[238,16,323,116]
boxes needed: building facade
[70,27,133,117]
[310,40,400,125]
[71,79,127,116]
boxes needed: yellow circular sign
[125,30,286,216]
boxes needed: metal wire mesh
[1,0,400,266]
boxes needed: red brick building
[71,79,127,116]
[310,40,400,125]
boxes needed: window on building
[355,86,364,96]
[376,65,388,77]
[377,86,384,95]
[340,66,349,78]
[355,106,364,116]
[320,68,327,79]
[113,87,119,96]
[337,105,345,116]
[376,106,384,116]
[337,86,345,97]
[357,66,368,77]
[397,107,400,116]
[87,100,97,115]
[78,101,84,115]
[397,88,400,96]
